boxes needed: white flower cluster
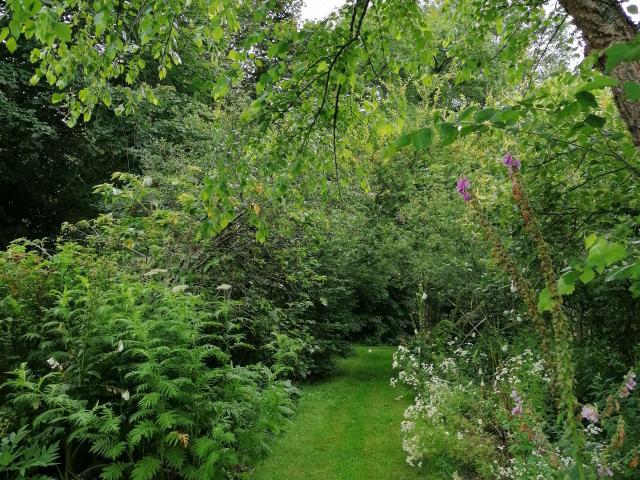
[390,339,583,479]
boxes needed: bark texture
[559,0,640,146]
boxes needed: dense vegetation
[2,0,640,478]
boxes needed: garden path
[248,346,425,480]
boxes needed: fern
[127,420,158,447]
[100,462,128,480]
[131,456,161,480]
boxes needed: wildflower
[503,153,521,171]
[171,284,189,293]
[121,390,130,401]
[581,404,599,423]
[455,176,472,202]
[421,292,427,300]
[620,372,636,398]
[511,389,523,416]
[116,340,124,353]
[47,357,61,370]
[597,465,614,477]
[626,372,636,391]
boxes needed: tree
[558,0,640,146]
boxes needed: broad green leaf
[6,37,17,53]
[474,108,496,122]
[212,25,224,42]
[538,288,552,313]
[557,276,575,296]
[624,81,640,100]
[316,61,329,73]
[604,243,627,266]
[411,127,433,150]
[585,233,598,249]
[577,75,618,92]
[584,114,605,128]
[575,91,597,109]
[94,11,108,35]
[458,106,477,121]
[579,267,595,284]
[438,122,458,146]
[55,23,72,42]
[605,34,640,73]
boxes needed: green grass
[247,346,424,480]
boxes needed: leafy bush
[0,242,296,479]
[393,327,640,479]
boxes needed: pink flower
[456,176,471,202]
[503,153,521,171]
[510,389,523,416]
[597,465,614,477]
[581,404,599,423]
[626,373,636,391]
[620,372,636,398]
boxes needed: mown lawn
[247,346,426,480]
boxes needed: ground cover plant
[2,0,640,478]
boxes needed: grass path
[248,346,423,480]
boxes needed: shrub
[0,242,296,479]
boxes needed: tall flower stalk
[457,154,586,478]
[456,176,545,340]
[503,155,584,475]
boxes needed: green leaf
[94,11,108,35]
[6,37,17,53]
[411,127,433,150]
[605,35,640,73]
[316,61,329,73]
[585,233,598,249]
[458,105,477,121]
[584,114,605,128]
[212,25,224,42]
[577,75,618,91]
[557,276,575,296]
[604,243,627,266]
[438,122,458,146]
[587,237,627,269]
[101,463,127,480]
[575,91,597,109]
[624,81,640,100]
[474,108,496,123]
[131,457,161,480]
[55,23,72,43]
[538,288,552,313]
[267,40,289,58]
[78,88,89,103]
[579,267,595,284]
[629,5,639,14]
[383,133,412,157]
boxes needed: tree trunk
[558,0,640,147]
